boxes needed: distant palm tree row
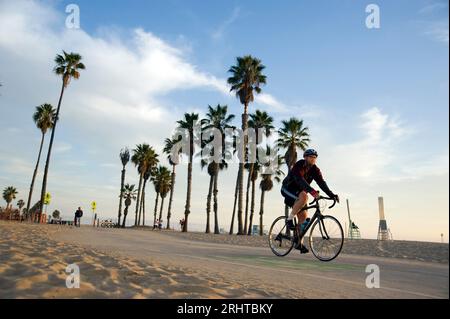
[0,51,85,221]
[3,51,312,236]
[116,55,312,235]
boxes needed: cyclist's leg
[292,191,308,246]
[290,191,308,224]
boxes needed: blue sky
[0,0,448,242]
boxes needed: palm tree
[229,173,239,234]
[120,184,137,228]
[26,104,56,218]
[200,160,214,233]
[3,186,18,210]
[176,112,200,232]
[39,51,85,218]
[245,160,260,235]
[244,110,274,233]
[139,167,153,226]
[163,135,182,229]
[276,118,310,219]
[201,104,234,234]
[276,118,310,171]
[117,148,130,227]
[258,146,285,235]
[227,55,266,234]
[156,166,172,224]
[131,144,159,226]
[151,174,160,227]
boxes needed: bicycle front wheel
[308,215,344,262]
[268,216,296,257]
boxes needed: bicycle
[268,195,344,262]
[100,220,115,228]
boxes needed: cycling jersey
[282,159,335,198]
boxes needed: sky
[0,0,448,242]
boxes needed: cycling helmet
[303,149,318,157]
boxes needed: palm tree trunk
[26,132,45,220]
[182,133,194,232]
[205,174,213,233]
[259,190,266,236]
[213,167,219,234]
[166,165,176,229]
[117,167,125,227]
[158,196,165,223]
[122,205,129,228]
[229,172,239,234]
[153,192,159,226]
[38,81,65,220]
[246,128,259,234]
[244,166,251,234]
[142,188,146,226]
[237,108,248,235]
[247,176,256,235]
[138,179,146,226]
[134,173,143,226]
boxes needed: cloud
[419,1,448,14]
[211,7,241,40]
[316,107,448,187]
[423,21,449,44]
[417,1,449,44]
[53,142,72,154]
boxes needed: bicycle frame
[293,196,336,242]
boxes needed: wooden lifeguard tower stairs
[346,199,361,239]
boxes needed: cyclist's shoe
[286,219,295,230]
[295,244,309,254]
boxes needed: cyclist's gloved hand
[309,189,319,199]
[333,194,340,203]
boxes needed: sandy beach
[0,221,448,299]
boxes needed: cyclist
[281,149,339,254]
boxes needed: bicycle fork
[317,216,330,240]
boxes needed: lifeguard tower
[346,199,361,239]
[377,196,393,241]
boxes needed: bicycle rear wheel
[268,216,295,257]
[308,215,344,262]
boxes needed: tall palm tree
[163,135,182,229]
[200,160,214,234]
[245,160,260,235]
[244,110,274,232]
[201,104,234,234]
[26,104,56,218]
[39,51,85,218]
[258,146,284,235]
[156,166,172,224]
[131,144,159,226]
[229,173,239,234]
[139,167,153,226]
[176,112,200,232]
[120,184,137,228]
[276,118,310,219]
[117,148,130,227]
[227,55,266,235]
[151,176,160,227]
[3,186,18,210]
